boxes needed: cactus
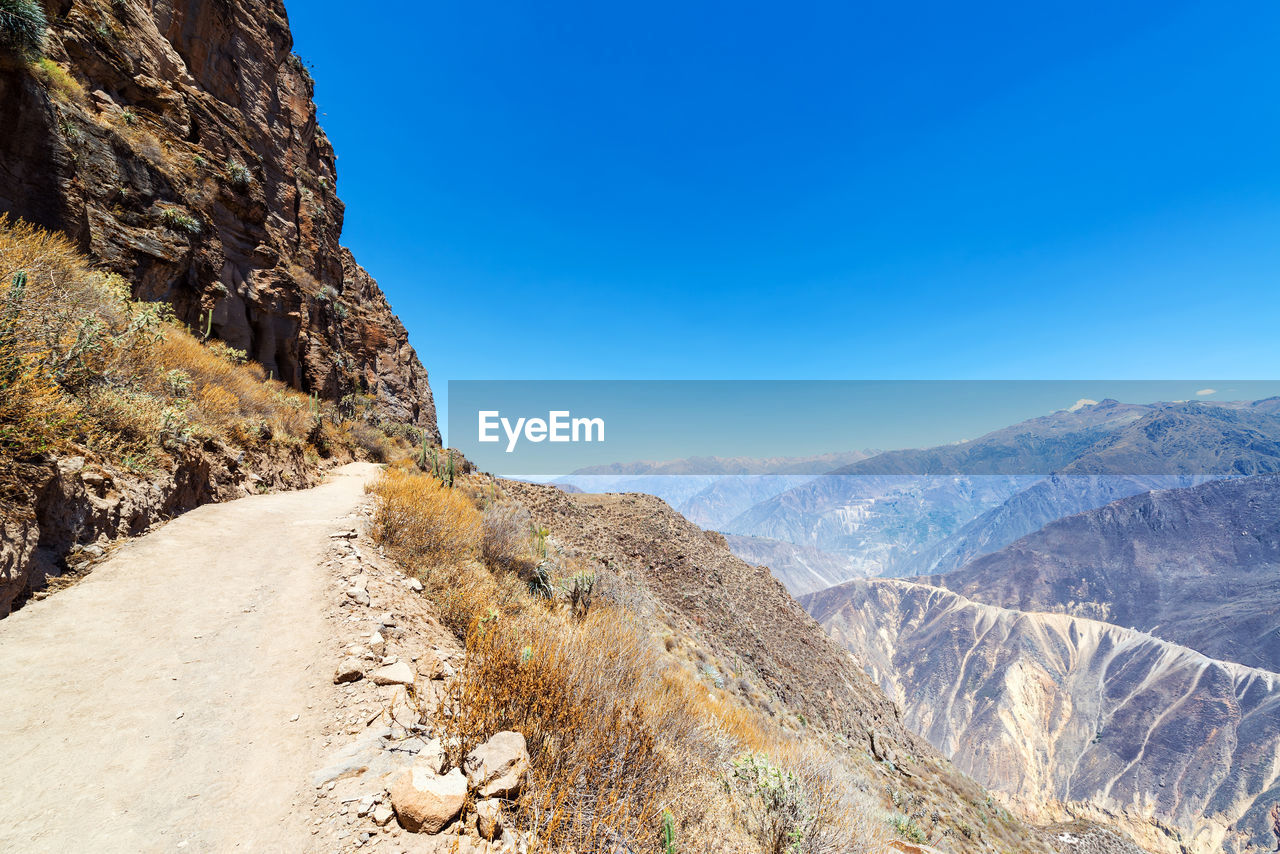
[661,810,677,854]
[201,308,213,339]
[532,524,550,559]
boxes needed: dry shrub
[369,467,480,568]
[0,215,359,475]
[368,469,897,854]
[439,609,718,852]
[480,501,532,572]
[729,745,893,854]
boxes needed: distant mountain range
[928,474,1280,672]
[719,398,1280,587]
[589,397,1280,853]
[722,534,861,596]
[556,451,872,528]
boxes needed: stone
[372,804,394,826]
[346,587,371,607]
[334,658,365,684]
[463,732,529,799]
[406,577,424,592]
[476,798,503,840]
[369,631,387,655]
[369,661,416,686]
[870,730,898,765]
[331,530,359,539]
[389,766,467,834]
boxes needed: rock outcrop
[0,443,321,615]
[0,0,437,437]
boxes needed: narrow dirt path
[0,462,382,854]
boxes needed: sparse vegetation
[224,159,253,190]
[0,216,375,476]
[889,813,928,844]
[0,0,46,58]
[31,58,84,102]
[158,207,201,236]
[368,466,896,854]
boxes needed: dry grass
[368,467,896,854]
[0,215,373,476]
[480,500,533,573]
[31,57,85,103]
[369,467,481,568]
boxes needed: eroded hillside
[805,578,1280,854]
[501,479,1150,854]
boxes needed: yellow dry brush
[367,466,894,854]
[0,215,353,474]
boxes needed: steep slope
[502,480,1107,854]
[0,0,437,434]
[928,474,1280,671]
[908,475,1204,578]
[725,473,1036,576]
[725,533,861,596]
[805,579,1280,854]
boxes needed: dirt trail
[0,462,382,853]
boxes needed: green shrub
[889,814,928,844]
[224,159,252,189]
[0,0,47,58]
[158,207,201,235]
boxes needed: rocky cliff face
[805,579,1280,854]
[0,0,437,437]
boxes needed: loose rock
[476,798,503,840]
[369,661,416,686]
[334,658,365,684]
[464,732,530,799]
[389,766,467,833]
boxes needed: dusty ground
[0,463,396,853]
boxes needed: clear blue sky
[287,1,1280,430]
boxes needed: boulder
[390,766,467,833]
[369,661,416,686]
[464,732,530,799]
